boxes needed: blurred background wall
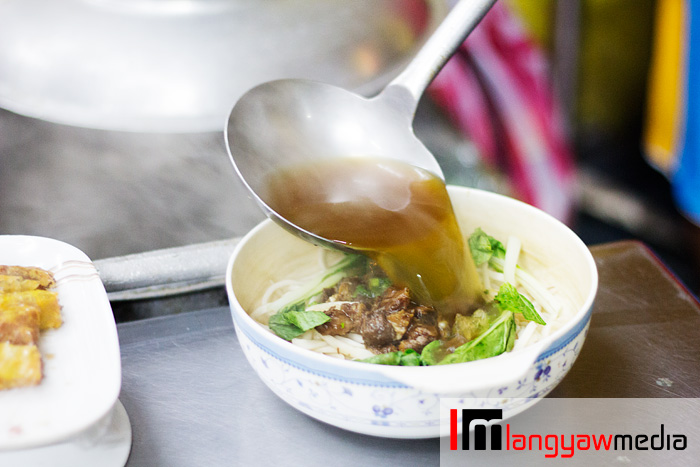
[498,0,698,292]
[429,0,698,293]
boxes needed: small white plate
[0,235,122,450]
[0,400,132,467]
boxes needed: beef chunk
[313,279,442,355]
[398,305,439,353]
[386,309,414,340]
[368,342,399,354]
[375,286,412,313]
[360,312,395,348]
[361,286,412,348]
[318,277,362,303]
[413,305,438,325]
[316,302,365,336]
[333,278,360,302]
[398,322,439,353]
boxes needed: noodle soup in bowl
[225,186,598,438]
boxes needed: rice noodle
[319,334,375,359]
[480,262,491,292]
[503,236,521,285]
[488,270,506,283]
[513,321,538,351]
[306,301,356,312]
[260,279,301,308]
[345,332,364,344]
[291,337,328,351]
[490,256,563,319]
[288,329,374,360]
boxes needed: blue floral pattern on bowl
[234,316,590,438]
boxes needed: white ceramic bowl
[225,186,598,438]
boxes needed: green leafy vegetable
[419,340,444,366]
[268,310,331,341]
[426,310,516,365]
[268,313,306,341]
[494,282,546,325]
[398,349,422,366]
[468,228,506,266]
[284,310,331,331]
[361,352,401,365]
[360,349,422,366]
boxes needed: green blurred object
[505,0,556,50]
[507,0,655,141]
[577,0,655,138]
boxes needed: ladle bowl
[225,0,496,250]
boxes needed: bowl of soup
[225,185,598,438]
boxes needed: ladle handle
[382,0,497,113]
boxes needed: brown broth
[265,157,483,317]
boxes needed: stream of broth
[265,157,483,318]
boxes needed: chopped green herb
[494,282,546,325]
[354,276,392,299]
[360,349,422,366]
[354,285,369,297]
[268,309,331,341]
[419,340,443,366]
[399,349,422,366]
[268,313,306,341]
[284,310,331,331]
[360,352,401,365]
[468,228,506,266]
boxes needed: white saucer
[0,399,132,467]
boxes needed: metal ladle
[225,0,496,250]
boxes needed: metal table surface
[115,241,700,466]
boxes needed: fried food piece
[1,291,62,330]
[19,291,61,330]
[33,290,62,330]
[0,274,41,293]
[0,265,59,391]
[0,295,40,345]
[0,342,42,390]
[0,265,56,289]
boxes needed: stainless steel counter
[115,241,700,466]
